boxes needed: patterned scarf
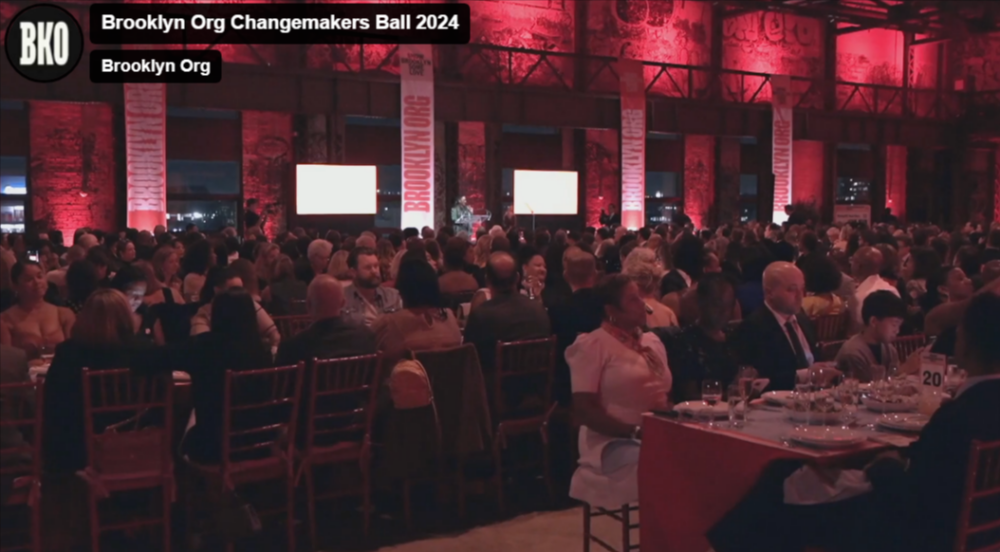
[601,322,666,378]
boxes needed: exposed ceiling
[710,0,999,44]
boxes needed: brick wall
[584,129,620,227]
[684,135,715,229]
[29,101,117,243]
[242,111,293,239]
[457,122,487,213]
[792,140,825,215]
[885,144,907,222]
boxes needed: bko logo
[4,4,84,83]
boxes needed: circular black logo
[4,4,84,83]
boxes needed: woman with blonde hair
[622,248,678,329]
[254,242,280,288]
[327,249,354,286]
[474,235,492,268]
[43,288,150,473]
[138,253,185,307]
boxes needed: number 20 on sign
[919,351,946,389]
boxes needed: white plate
[674,401,729,419]
[786,409,844,424]
[762,390,793,407]
[877,413,929,433]
[788,426,866,449]
[865,398,917,413]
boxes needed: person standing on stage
[451,196,473,235]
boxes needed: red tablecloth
[637,414,883,552]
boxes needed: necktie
[785,319,810,369]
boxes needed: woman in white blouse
[566,274,672,508]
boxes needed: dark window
[167,160,240,195]
[837,177,872,204]
[739,174,758,221]
[166,200,237,233]
[376,165,402,228]
[645,171,681,226]
[0,156,27,195]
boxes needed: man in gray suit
[835,291,906,382]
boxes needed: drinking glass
[38,343,54,362]
[870,364,887,388]
[792,382,814,426]
[737,366,757,399]
[727,383,746,429]
[696,406,717,428]
[917,388,946,416]
[702,380,722,407]
[837,378,860,424]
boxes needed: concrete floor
[372,507,638,552]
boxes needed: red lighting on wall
[585,129,619,227]
[29,102,116,244]
[792,140,824,215]
[684,135,715,229]
[458,122,487,213]
[242,111,293,240]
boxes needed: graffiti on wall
[243,111,293,238]
[949,34,1000,91]
[684,134,715,229]
[466,0,575,88]
[721,11,823,104]
[584,129,620,228]
[586,0,710,96]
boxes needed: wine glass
[702,380,722,406]
[837,378,860,425]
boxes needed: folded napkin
[783,466,872,505]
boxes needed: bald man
[464,252,551,379]
[274,275,376,366]
[732,261,818,390]
[850,246,899,329]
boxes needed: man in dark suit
[274,275,377,366]
[659,234,704,298]
[547,247,603,405]
[710,291,1000,552]
[731,261,818,390]
[463,252,551,384]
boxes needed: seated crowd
[1,213,998,551]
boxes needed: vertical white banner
[771,75,793,224]
[619,59,645,230]
[124,83,167,232]
[399,44,435,231]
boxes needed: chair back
[413,344,492,455]
[273,315,313,340]
[305,354,382,451]
[222,364,304,468]
[812,312,848,342]
[81,369,173,477]
[893,334,927,363]
[818,340,847,362]
[442,291,476,315]
[289,299,308,316]
[494,336,557,420]
[955,439,1000,552]
[0,381,43,480]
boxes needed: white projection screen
[513,170,579,215]
[296,164,377,215]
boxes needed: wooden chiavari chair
[892,334,927,363]
[273,315,313,340]
[80,369,174,552]
[955,439,1000,552]
[493,336,558,512]
[184,364,304,552]
[812,312,849,342]
[296,354,382,547]
[0,380,43,552]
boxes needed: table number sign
[919,351,946,389]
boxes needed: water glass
[727,383,746,429]
[870,365,887,390]
[837,378,860,424]
[702,380,722,407]
[917,388,946,416]
[696,406,717,428]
